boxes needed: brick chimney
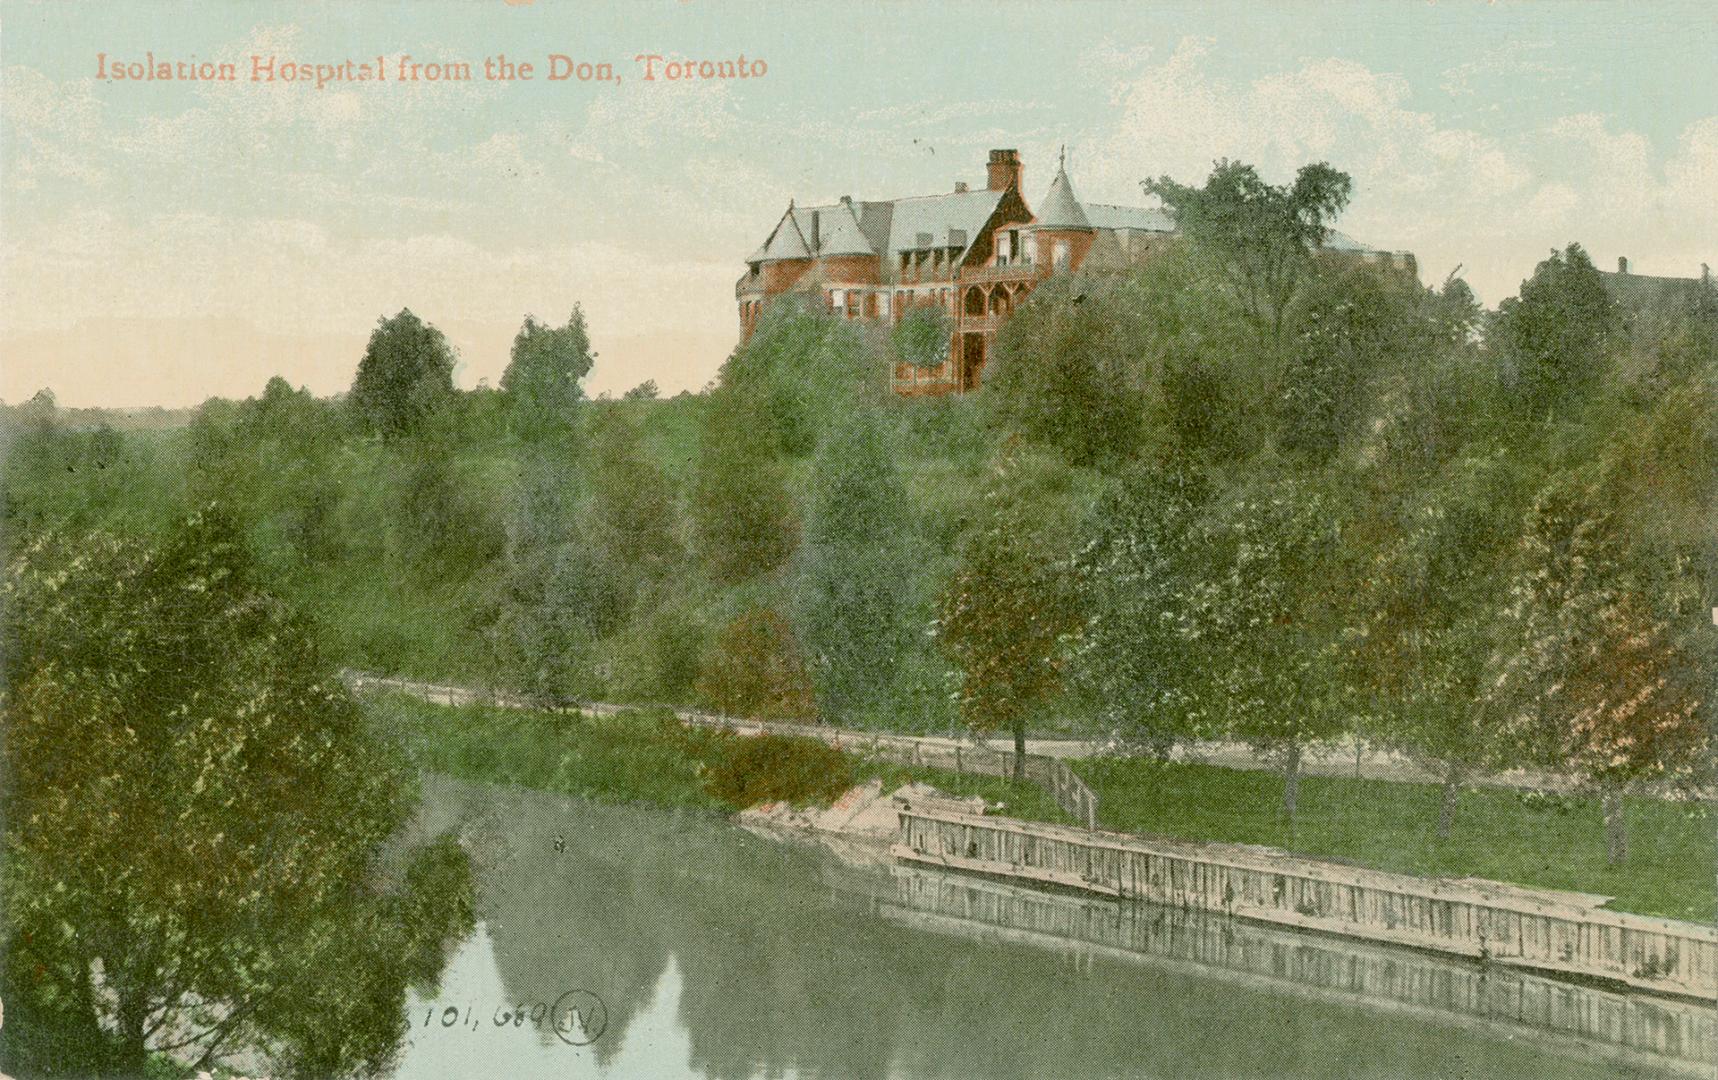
[1618,255,1629,274]
[954,181,968,193]
[987,148,1022,192]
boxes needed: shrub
[703,734,854,808]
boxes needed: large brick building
[735,148,1415,395]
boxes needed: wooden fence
[880,863,1716,1077]
[894,808,1718,1000]
[345,672,1100,827]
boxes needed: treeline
[5,160,1715,865]
[960,162,1716,861]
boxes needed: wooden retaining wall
[894,809,1718,1001]
[881,865,1716,1076]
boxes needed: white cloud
[1083,39,1717,302]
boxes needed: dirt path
[346,671,1600,794]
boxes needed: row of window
[829,287,961,318]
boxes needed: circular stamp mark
[551,989,608,1046]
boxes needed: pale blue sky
[4,0,1715,405]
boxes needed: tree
[1181,476,1353,824]
[695,607,815,720]
[986,274,1152,467]
[1145,159,1353,343]
[935,445,1081,779]
[350,309,457,441]
[891,307,952,372]
[1484,477,1707,863]
[1346,455,1523,837]
[622,379,660,401]
[1069,460,1209,756]
[391,440,504,578]
[691,390,800,585]
[718,307,880,457]
[1278,265,1423,465]
[484,454,621,701]
[1492,243,1619,418]
[796,410,909,724]
[501,308,595,440]
[2,510,473,1077]
[587,405,681,582]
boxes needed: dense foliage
[1,511,474,1077]
[6,156,1714,865]
[350,309,457,441]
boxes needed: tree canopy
[349,309,457,441]
[501,308,595,440]
[1146,159,1353,342]
[2,509,474,1077]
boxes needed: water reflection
[390,776,1695,1079]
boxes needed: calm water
[387,777,1695,1080]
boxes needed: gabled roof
[1035,162,1092,231]
[882,189,1005,255]
[1322,229,1369,253]
[753,188,1006,265]
[1082,202,1174,232]
[749,207,812,262]
[813,204,874,257]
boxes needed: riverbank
[366,688,1711,923]
[368,692,1058,819]
[370,694,1715,1002]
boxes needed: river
[386,776,1705,1079]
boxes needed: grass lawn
[1076,757,1715,923]
[856,759,1075,825]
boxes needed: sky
[3,0,1716,407]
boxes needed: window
[1053,240,1070,270]
[996,230,1012,266]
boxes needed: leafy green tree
[1145,159,1353,342]
[986,274,1152,466]
[1347,455,1523,837]
[501,308,595,440]
[691,390,800,584]
[350,309,457,441]
[1484,476,1707,863]
[935,444,1082,779]
[891,307,952,371]
[1278,265,1423,464]
[718,307,880,457]
[1181,476,1353,824]
[622,379,661,401]
[796,410,909,724]
[1069,460,1210,756]
[483,454,622,701]
[2,510,473,1077]
[391,441,504,578]
[588,405,681,582]
[1492,244,1619,418]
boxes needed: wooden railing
[894,809,1718,1000]
[345,672,1098,826]
[959,263,1047,284]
